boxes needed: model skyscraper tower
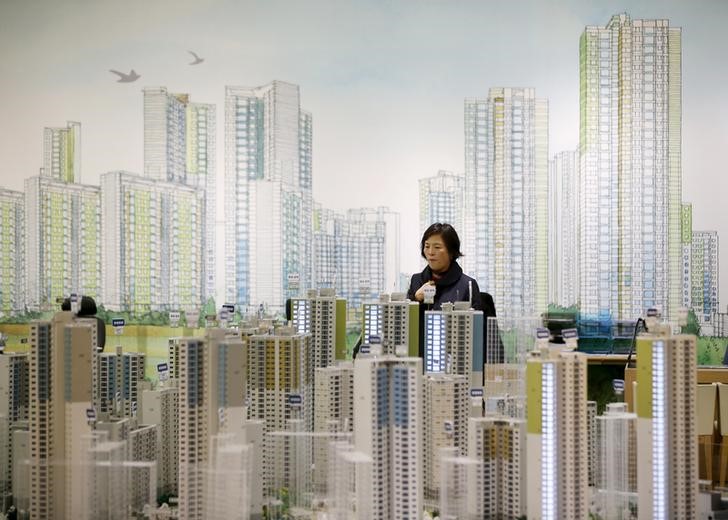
[636,332,697,519]
[291,288,347,365]
[362,293,419,356]
[225,81,313,308]
[464,87,548,318]
[579,14,682,322]
[353,355,423,520]
[526,346,588,520]
[28,312,98,519]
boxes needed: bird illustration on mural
[188,51,204,65]
[109,69,141,82]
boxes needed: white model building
[96,347,145,417]
[139,385,179,498]
[526,346,588,520]
[635,332,697,519]
[353,355,423,520]
[291,288,347,366]
[423,373,468,502]
[362,293,419,356]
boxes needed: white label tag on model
[423,284,436,304]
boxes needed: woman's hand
[414,281,435,302]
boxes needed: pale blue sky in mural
[0,0,726,305]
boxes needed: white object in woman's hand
[415,281,435,302]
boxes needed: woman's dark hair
[420,223,463,261]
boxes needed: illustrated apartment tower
[354,355,423,520]
[419,170,466,238]
[464,88,549,319]
[425,302,484,388]
[176,329,246,520]
[143,87,217,301]
[139,385,179,498]
[0,188,25,315]
[526,347,588,520]
[0,353,29,494]
[313,362,354,491]
[635,333,697,518]
[291,288,347,366]
[101,170,205,312]
[423,373,468,502]
[96,348,145,417]
[579,14,683,322]
[225,81,314,308]
[28,311,97,519]
[468,416,527,518]
[362,293,419,356]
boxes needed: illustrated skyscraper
[0,188,25,315]
[353,355,423,520]
[680,203,693,310]
[101,170,204,312]
[225,81,313,309]
[26,122,101,310]
[313,205,401,310]
[464,88,548,318]
[635,332,697,519]
[42,121,80,183]
[143,87,217,301]
[419,170,465,237]
[579,14,682,322]
[690,231,719,324]
[526,347,588,520]
[548,151,579,307]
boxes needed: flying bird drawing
[109,69,140,82]
[188,51,204,65]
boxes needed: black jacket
[407,262,500,363]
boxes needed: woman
[407,223,498,361]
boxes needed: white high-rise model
[526,346,588,520]
[353,355,423,519]
[423,373,468,502]
[579,14,682,322]
[635,331,697,519]
[291,288,347,365]
[96,348,145,417]
[464,88,548,318]
[139,385,179,499]
[468,416,527,518]
[143,87,217,301]
[424,301,484,388]
[28,312,98,519]
[362,293,419,356]
[0,353,28,496]
[225,81,313,310]
[419,170,466,238]
[176,329,246,520]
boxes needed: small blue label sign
[112,319,125,327]
[536,328,550,340]
[612,379,625,393]
[288,394,303,406]
[470,388,484,398]
[369,335,382,344]
[86,408,96,420]
[157,363,169,373]
[646,308,659,317]
[360,345,371,354]
[222,304,235,313]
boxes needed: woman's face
[424,234,451,274]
